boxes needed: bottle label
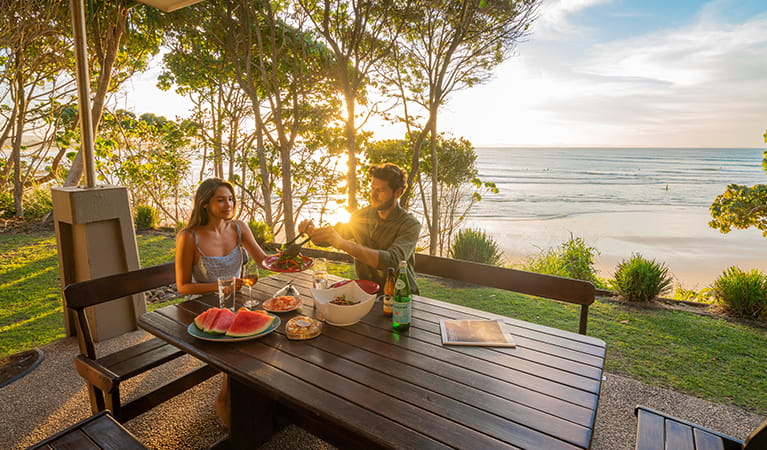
[382,294,393,313]
[392,300,411,324]
[395,278,405,290]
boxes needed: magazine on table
[439,319,516,347]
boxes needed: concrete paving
[2,331,764,449]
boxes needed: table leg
[228,376,278,449]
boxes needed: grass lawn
[2,230,766,415]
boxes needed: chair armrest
[74,354,119,393]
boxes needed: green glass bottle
[392,260,412,331]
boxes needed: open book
[439,319,516,347]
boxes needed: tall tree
[383,0,538,254]
[0,1,75,216]
[298,0,410,212]
[222,0,336,240]
[64,0,163,186]
[159,4,255,197]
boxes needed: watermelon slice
[193,309,214,331]
[193,308,226,332]
[207,308,236,334]
[226,309,276,337]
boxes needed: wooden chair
[414,253,596,334]
[635,405,767,450]
[65,262,218,423]
[27,410,146,449]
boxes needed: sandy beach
[468,206,767,290]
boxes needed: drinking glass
[312,258,328,289]
[218,276,236,310]
[240,260,260,310]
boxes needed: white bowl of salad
[310,281,375,326]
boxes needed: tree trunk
[64,5,129,187]
[401,116,432,209]
[344,94,358,212]
[12,75,26,218]
[253,101,274,228]
[429,111,439,255]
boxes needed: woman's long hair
[180,178,236,233]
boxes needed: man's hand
[298,219,315,235]
[311,226,341,248]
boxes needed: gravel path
[2,332,763,449]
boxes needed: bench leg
[86,383,107,414]
[105,385,122,421]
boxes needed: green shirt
[336,204,421,294]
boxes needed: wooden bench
[635,405,767,450]
[65,262,218,423]
[414,253,596,334]
[27,410,146,449]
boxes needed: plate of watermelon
[189,307,281,342]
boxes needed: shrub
[673,286,711,303]
[710,267,767,319]
[0,185,53,219]
[450,228,503,266]
[134,205,159,230]
[23,185,53,219]
[248,220,274,247]
[522,235,602,284]
[611,253,672,302]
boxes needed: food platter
[261,295,303,313]
[261,254,314,273]
[187,316,280,342]
[329,279,380,295]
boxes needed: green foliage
[709,137,767,237]
[23,186,53,219]
[0,185,53,219]
[709,182,767,236]
[611,253,673,302]
[673,286,711,303]
[248,221,274,247]
[449,228,502,265]
[134,205,159,230]
[522,236,602,285]
[710,267,767,319]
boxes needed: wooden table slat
[273,332,592,448]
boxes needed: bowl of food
[310,281,376,326]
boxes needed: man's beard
[376,197,395,211]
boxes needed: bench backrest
[414,253,595,334]
[64,262,176,358]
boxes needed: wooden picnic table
[138,271,606,449]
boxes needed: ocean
[463,147,767,287]
[470,147,765,220]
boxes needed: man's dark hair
[369,163,407,192]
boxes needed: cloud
[533,0,614,39]
[513,4,767,146]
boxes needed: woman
[176,178,266,295]
[175,177,267,428]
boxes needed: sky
[126,0,767,148]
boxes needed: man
[300,163,421,293]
